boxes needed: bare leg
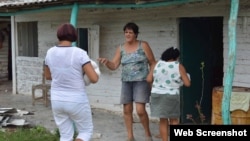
[160,118,168,141]
[164,118,179,141]
[154,122,161,138]
[135,103,152,138]
[123,103,134,140]
[169,118,179,125]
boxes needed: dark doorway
[77,28,88,52]
[0,19,12,81]
[7,24,12,80]
[179,17,223,124]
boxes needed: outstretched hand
[98,58,109,66]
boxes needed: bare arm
[146,61,156,87]
[141,41,157,78]
[179,64,191,87]
[83,62,99,83]
[98,46,121,70]
[44,65,52,80]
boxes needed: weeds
[186,101,206,124]
[186,62,206,124]
[0,126,59,141]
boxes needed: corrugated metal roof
[0,0,58,6]
[0,0,224,15]
[0,0,140,6]
[0,0,64,13]
[0,0,168,7]
[0,0,170,14]
[0,0,138,9]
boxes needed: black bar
[170,125,250,139]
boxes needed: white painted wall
[223,15,250,88]
[12,1,250,115]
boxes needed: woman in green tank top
[98,22,156,141]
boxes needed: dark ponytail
[160,46,180,61]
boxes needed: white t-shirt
[45,46,90,103]
[151,60,182,95]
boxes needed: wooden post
[70,2,79,46]
[222,0,239,124]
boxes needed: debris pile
[0,108,31,127]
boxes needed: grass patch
[0,126,59,141]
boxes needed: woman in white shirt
[44,23,99,141]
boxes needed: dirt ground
[0,80,161,141]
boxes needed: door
[179,17,223,124]
[0,20,11,81]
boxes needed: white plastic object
[84,60,101,86]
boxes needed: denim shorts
[120,80,151,104]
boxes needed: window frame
[17,21,38,57]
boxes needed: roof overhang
[0,0,207,16]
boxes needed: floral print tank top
[120,41,149,81]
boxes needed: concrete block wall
[16,57,45,95]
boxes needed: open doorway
[179,17,224,124]
[0,18,11,82]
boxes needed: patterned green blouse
[151,60,182,95]
[120,41,149,81]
